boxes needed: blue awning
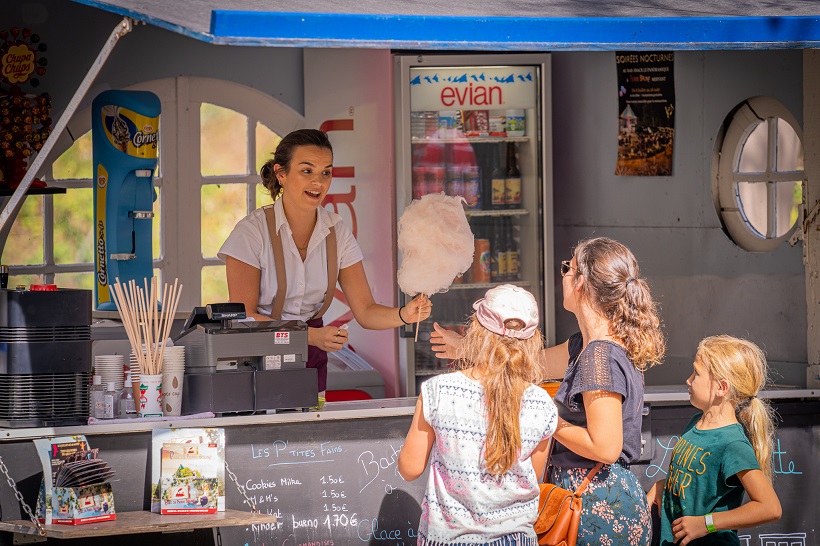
[70,0,820,50]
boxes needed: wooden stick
[157,279,176,372]
[126,280,145,375]
[112,279,143,376]
[414,295,424,342]
[112,280,137,355]
[165,280,182,339]
[157,278,181,372]
[156,281,170,372]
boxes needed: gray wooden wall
[552,51,807,387]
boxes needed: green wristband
[704,513,716,533]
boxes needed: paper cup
[139,374,163,417]
[161,369,184,416]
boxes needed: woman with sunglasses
[431,237,665,546]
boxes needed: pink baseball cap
[472,284,539,339]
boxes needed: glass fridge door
[395,55,552,396]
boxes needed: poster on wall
[615,51,675,176]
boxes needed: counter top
[1,387,817,441]
[644,385,820,404]
[0,398,419,441]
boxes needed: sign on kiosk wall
[304,49,399,396]
[409,66,537,111]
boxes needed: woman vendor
[218,129,431,404]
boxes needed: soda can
[447,166,464,198]
[412,166,427,200]
[428,165,446,194]
[471,239,491,283]
[463,166,481,209]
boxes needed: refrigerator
[394,54,555,396]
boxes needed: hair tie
[625,277,636,287]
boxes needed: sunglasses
[560,260,578,277]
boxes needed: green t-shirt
[659,413,760,546]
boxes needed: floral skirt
[547,463,651,546]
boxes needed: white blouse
[217,199,363,320]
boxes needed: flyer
[150,428,225,513]
[160,442,219,514]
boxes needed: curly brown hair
[571,237,665,370]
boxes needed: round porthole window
[712,97,804,251]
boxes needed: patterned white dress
[418,372,558,546]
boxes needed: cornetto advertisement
[615,51,676,176]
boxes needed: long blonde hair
[572,237,665,370]
[697,335,776,481]
[455,316,544,475]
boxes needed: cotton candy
[397,192,474,297]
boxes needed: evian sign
[409,66,537,111]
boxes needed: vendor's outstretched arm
[339,262,431,329]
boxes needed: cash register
[173,303,318,414]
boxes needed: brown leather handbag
[534,446,603,546]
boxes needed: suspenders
[263,205,338,321]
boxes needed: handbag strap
[540,438,555,483]
[539,438,605,495]
[573,463,603,496]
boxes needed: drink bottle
[491,145,506,209]
[505,143,522,209]
[506,217,520,281]
[491,217,507,282]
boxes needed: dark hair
[260,129,333,195]
[572,237,665,370]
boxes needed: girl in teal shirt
[647,335,782,545]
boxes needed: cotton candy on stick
[397,193,475,340]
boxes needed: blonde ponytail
[456,316,544,475]
[697,335,776,481]
[737,397,776,481]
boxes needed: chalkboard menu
[0,399,815,546]
[221,415,427,546]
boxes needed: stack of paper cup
[94,355,125,392]
[130,350,141,400]
[161,346,185,416]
